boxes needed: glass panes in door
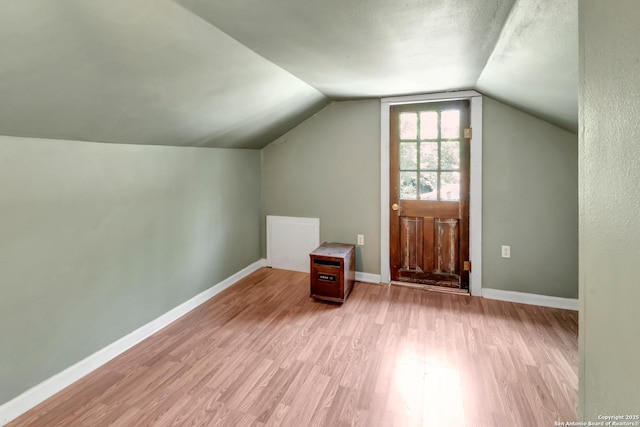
[398,109,462,201]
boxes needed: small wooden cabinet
[309,242,355,303]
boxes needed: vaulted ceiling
[0,0,577,149]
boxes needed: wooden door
[390,100,470,289]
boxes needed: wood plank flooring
[8,268,578,427]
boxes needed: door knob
[391,203,399,211]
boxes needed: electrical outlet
[357,234,364,246]
[501,245,511,258]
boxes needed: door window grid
[398,110,461,201]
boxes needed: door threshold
[391,281,470,296]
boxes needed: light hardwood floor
[8,268,578,427]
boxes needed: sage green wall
[261,98,578,299]
[0,136,261,405]
[579,0,640,418]
[482,97,578,298]
[261,100,381,274]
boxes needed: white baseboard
[481,288,578,311]
[355,272,381,284]
[0,259,268,427]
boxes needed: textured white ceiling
[176,0,518,98]
[0,0,578,148]
[477,0,578,132]
[0,0,328,148]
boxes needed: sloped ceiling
[477,0,578,132]
[0,0,577,149]
[175,0,517,97]
[0,0,328,149]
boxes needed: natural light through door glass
[400,172,418,200]
[440,141,460,170]
[400,142,418,169]
[419,112,438,139]
[440,172,460,200]
[420,142,438,170]
[441,110,460,139]
[400,113,418,139]
[398,107,462,202]
[420,172,438,200]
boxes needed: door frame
[380,91,483,296]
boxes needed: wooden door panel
[400,217,423,271]
[422,217,435,273]
[435,218,459,275]
[399,216,460,286]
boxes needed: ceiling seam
[168,0,331,101]
[473,0,522,88]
